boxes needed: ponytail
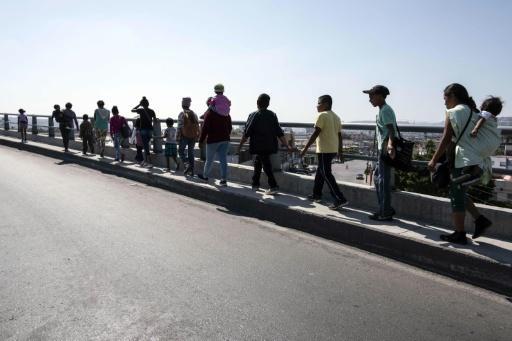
[466,96,479,113]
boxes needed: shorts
[449,168,468,212]
[165,143,177,157]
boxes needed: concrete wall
[2,129,511,240]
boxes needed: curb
[2,137,511,296]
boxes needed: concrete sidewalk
[1,135,511,295]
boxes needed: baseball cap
[363,85,390,96]
[214,84,225,92]
[18,108,26,113]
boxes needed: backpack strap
[454,110,473,146]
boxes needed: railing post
[48,117,55,137]
[32,116,38,135]
[3,114,9,130]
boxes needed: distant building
[494,177,512,202]
[491,156,512,170]
[498,116,512,127]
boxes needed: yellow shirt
[314,110,341,153]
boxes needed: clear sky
[1,0,511,123]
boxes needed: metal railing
[2,113,512,175]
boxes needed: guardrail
[2,113,512,175]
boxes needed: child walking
[18,109,28,143]
[79,114,95,155]
[163,118,179,172]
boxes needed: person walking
[110,106,127,162]
[177,97,200,176]
[428,83,490,244]
[197,97,232,186]
[300,95,348,210]
[133,118,144,165]
[363,85,398,221]
[163,118,179,172]
[238,93,292,194]
[61,102,79,152]
[79,114,95,155]
[17,109,28,143]
[93,100,110,158]
[131,96,156,168]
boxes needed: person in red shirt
[110,106,127,162]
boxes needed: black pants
[60,125,70,150]
[252,154,277,188]
[82,135,94,154]
[313,153,345,201]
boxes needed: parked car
[356,173,364,180]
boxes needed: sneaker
[440,231,468,245]
[368,213,393,221]
[100,153,104,158]
[473,215,492,239]
[452,166,483,187]
[329,198,349,210]
[165,168,171,172]
[219,180,228,187]
[307,194,322,202]
[252,185,260,191]
[265,187,279,195]
[197,174,209,182]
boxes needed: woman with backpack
[427,83,491,244]
[177,97,200,176]
[110,106,128,162]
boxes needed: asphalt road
[1,145,511,341]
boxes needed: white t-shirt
[164,127,177,143]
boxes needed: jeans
[113,132,122,160]
[203,141,229,180]
[135,146,144,163]
[95,129,107,155]
[374,155,393,215]
[140,129,152,157]
[60,124,70,150]
[178,137,196,170]
[313,153,345,202]
[252,154,277,188]
[82,135,94,154]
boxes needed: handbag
[380,124,415,171]
[431,110,473,188]
[121,117,132,139]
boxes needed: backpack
[182,110,199,139]
[54,110,63,123]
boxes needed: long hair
[444,83,479,113]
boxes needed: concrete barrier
[1,129,511,240]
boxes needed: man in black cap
[363,85,397,221]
